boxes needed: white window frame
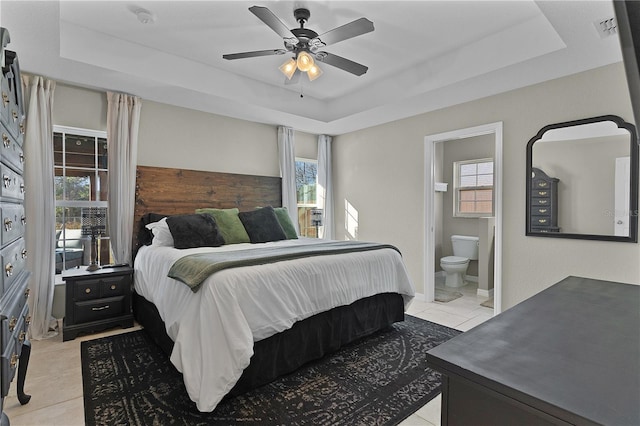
[54,125,109,270]
[453,158,494,218]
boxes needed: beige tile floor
[4,282,493,426]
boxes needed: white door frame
[424,122,503,315]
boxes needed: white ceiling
[0,1,623,135]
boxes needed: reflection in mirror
[526,115,638,242]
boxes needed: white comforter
[134,238,415,412]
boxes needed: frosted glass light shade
[279,58,297,79]
[307,64,323,81]
[296,51,314,72]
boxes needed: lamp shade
[279,58,297,80]
[296,51,314,72]
[310,208,323,227]
[81,207,107,237]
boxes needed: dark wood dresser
[529,167,560,232]
[0,27,31,425]
[426,276,640,425]
[62,266,134,341]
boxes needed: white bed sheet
[134,237,415,412]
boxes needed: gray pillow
[166,214,225,249]
[238,206,287,243]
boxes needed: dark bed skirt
[132,291,405,396]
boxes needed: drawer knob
[19,152,24,163]
[5,262,13,276]
[21,215,26,225]
[21,249,27,259]
[19,122,24,135]
[8,316,17,332]
[3,175,11,188]
[4,218,12,231]
[2,133,9,148]
[2,92,8,106]
[18,331,26,343]
[111,284,116,290]
[10,353,18,369]
[20,183,24,193]
[85,288,91,294]
[91,305,110,312]
[25,315,31,325]
[24,288,30,298]
[12,110,18,122]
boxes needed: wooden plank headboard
[133,165,282,252]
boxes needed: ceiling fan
[223,6,374,82]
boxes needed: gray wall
[333,62,639,309]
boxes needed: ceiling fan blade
[315,52,368,76]
[311,18,374,48]
[249,6,298,44]
[223,49,286,60]
[284,69,301,85]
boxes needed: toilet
[440,235,480,288]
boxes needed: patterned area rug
[81,315,460,426]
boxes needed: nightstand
[62,266,134,341]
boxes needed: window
[454,158,494,217]
[54,126,110,271]
[295,158,318,237]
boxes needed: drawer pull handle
[2,133,9,148]
[8,316,17,332]
[12,110,18,122]
[4,218,12,231]
[25,315,31,325]
[21,249,27,259]
[10,353,18,369]
[5,262,13,276]
[20,183,24,193]
[538,219,548,224]
[91,305,110,311]
[21,215,26,225]
[538,209,548,214]
[538,200,548,205]
[19,153,24,163]
[19,122,24,135]
[110,284,116,290]
[538,191,547,196]
[3,175,11,188]
[18,331,26,343]
[537,182,548,187]
[2,92,8,106]
[24,288,30,298]
[85,288,91,294]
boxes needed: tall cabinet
[0,27,32,425]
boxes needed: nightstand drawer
[74,279,101,301]
[74,296,125,324]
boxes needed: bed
[132,166,415,412]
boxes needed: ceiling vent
[594,17,617,38]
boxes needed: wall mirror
[526,115,638,242]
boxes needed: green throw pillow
[195,208,250,244]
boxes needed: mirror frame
[526,114,639,242]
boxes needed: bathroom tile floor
[4,282,493,426]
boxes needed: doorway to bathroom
[424,122,503,315]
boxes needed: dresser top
[426,276,640,425]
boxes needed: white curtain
[277,126,299,233]
[22,75,57,340]
[317,135,334,239]
[107,92,141,264]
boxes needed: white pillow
[145,217,174,247]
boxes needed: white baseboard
[465,274,478,283]
[477,288,494,298]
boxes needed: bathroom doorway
[424,122,503,315]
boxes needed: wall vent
[594,17,617,38]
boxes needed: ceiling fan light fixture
[307,64,322,81]
[296,51,314,72]
[279,58,297,79]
